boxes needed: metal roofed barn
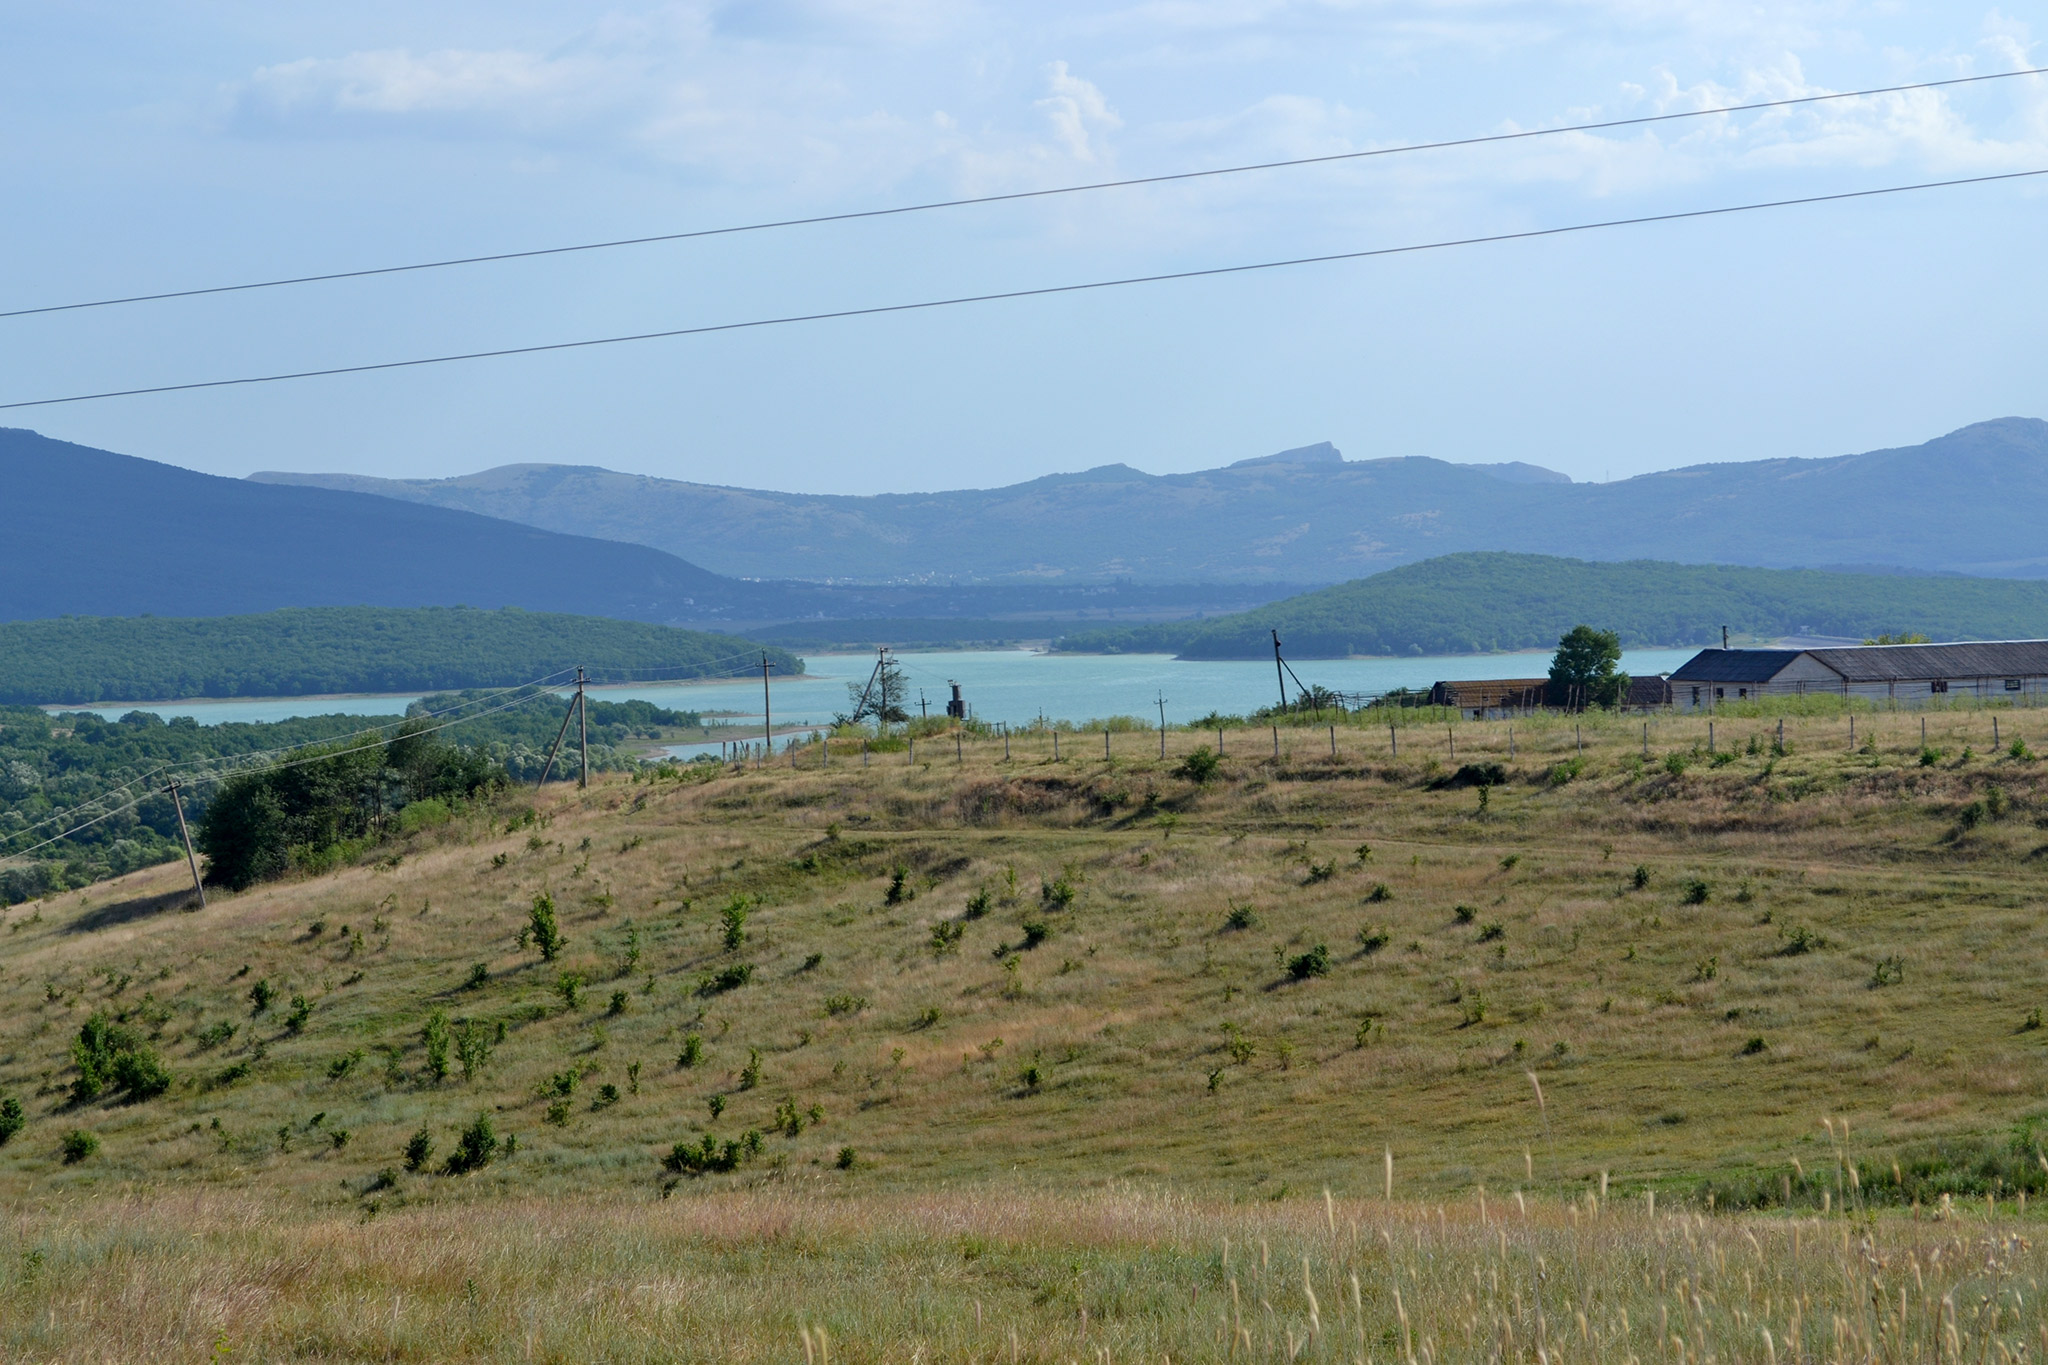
[1669,640,2048,710]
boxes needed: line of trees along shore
[0,606,800,706]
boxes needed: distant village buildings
[1420,640,2048,717]
[1667,641,2048,711]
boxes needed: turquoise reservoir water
[49,647,1701,730]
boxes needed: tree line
[0,689,703,905]
[0,606,800,706]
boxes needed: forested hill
[0,608,800,706]
[1053,554,2048,659]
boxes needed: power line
[4,65,2040,322]
[4,164,2042,413]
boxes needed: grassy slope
[5,707,2048,1356]
[1055,552,2048,658]
[6,706,2045,1198]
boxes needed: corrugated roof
[1806,640,2048,681]
[1668,650,1805,683]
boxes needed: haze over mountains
[0,428,1280,627]
[255,418,2048,585]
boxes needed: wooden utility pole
[1271,631,1288,712]
[576,667,589,789]
[1156,692,1167,758]
[165,779,205,908]
[760,655,776,770]
[535,671,583,789]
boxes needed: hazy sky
[3,2,2045,492]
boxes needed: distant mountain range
[254,418,2048,584]
[0,429,1284,626]
[1055,553,2048,660]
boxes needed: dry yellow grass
[2,706,2047,1357]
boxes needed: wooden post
[1708,722,1714,753]
[1389,723,1397,757]
[1641,722,1648,758]
[1272,726,1279,760]
[863,740,869,767]
[1157,692,1168,760]
[759,655,774,776]
[1575,725,1582,756]
[535,679,581,789]
[1994,716,2001,747]
[1849,714,1854,749]
[1509,725,1515,757]
[1777,718,1784,752]
[1003,726,1010,762]
[956,733,963,764]
[1329,725,1336,757]
[577,667,589,788]
[1217,727,1224,757]
[1104,729,1111,760]
[1053,731,1059,761]
[1922,716,1927,746]
[166,780,205,909]
[1448,725,1454,760]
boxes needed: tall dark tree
[1548,625,1628,710]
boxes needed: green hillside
[0,607,800,706]
[1055,553,2048,658]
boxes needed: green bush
[677,1034,704,1068]
[1223,903,1259,931]
[403,1127,434,1172]
[60,1129,98,1164]
[700,964,753,995]
[1357,926,1390,954]
[1175,746,1222,783]
[0,1095,22,1145]
[720,896,750,949]
[284,994,312,1034]
[421,1010,451,1083]
[1287,943,1332,980]
[71,1013,172,1104]
[663,1129,763,1176]
[444,1113,498,1174]
[529,892,564,961]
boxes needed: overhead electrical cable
[1,65,2041,322]
[4,165,2043,412]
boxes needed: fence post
[1994,715,2001,747]
[1448,725,1455,760]
[1708,722,1714,753]
[1104,730,1111,760]
[1053,731,1060,761]
[1641,722,1648,758]
[1389,723,1397,758]
[957,733,964,764]
[1272,726,1280,760]
[1509,725,1515,758]
[1218,727,1225,757]
[1575,725,1582,756]
[1329,725,1336,757]
[909,739,915,765]
[1848,715,1854,750]
[1004,726,1010,762]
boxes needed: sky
[2,2,2045,494]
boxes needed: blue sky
[2,2,2044,493]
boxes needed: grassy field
[4,703,2048,1359]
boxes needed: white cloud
[1035,62,1123,163]
[237,48,629,129]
